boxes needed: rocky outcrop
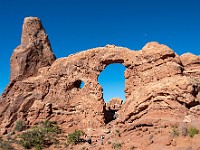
[10,17,56,82]
[180,53,200,78]
[1,17,200,149]
[106,98,123,111]
[117,75,200,127]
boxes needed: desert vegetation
[171,125,199,138]
[18,120,60,150]
[0,136,14,150]
[67,130,85,145]
[112,142,122,150]
[14,120,26,132]
[0,119,63,150]
[188,127,199,138]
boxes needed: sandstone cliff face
[1,17,200,149]
[10,17,56,81]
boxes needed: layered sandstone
[1,17,200,149]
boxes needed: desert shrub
[41,119,60,134]
[67,130,84,144]
[15,120,25,132]
[18,120,60,150]
[19,128,44,150]
[181,126,188,137]
[0,137,15,150]
[171,127,179,138]
[112,142,122,150]
[188,127,199,138]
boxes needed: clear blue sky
[0,0,200,102]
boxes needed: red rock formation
[106,97,123,111]
[180,53,200,78]
[10,17,56,81]
[1,17,200,149]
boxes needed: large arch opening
[98,63,126,102]
[98,63,126,123]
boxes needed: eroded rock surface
[106,97,123,111]
[180,53,200,78]
[1,17,200,149]
[10,17,56,81]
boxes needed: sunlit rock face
[10,17,56,82]
[1,17,200,149]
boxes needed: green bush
[112,142,122,150]
[171,127,179,138]
[67,130,84,144]
[41,120,60,134]
[18,120,60,150]
[19,128,44,150]
[188,127,199,138]
[15,120,25,132]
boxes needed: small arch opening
[74,80,84,89]
[80,81,84,88]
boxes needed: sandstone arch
[1,17,200,136]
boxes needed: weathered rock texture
[10,17,56,81]
[1,17,200,149]
[106,97,123,111]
